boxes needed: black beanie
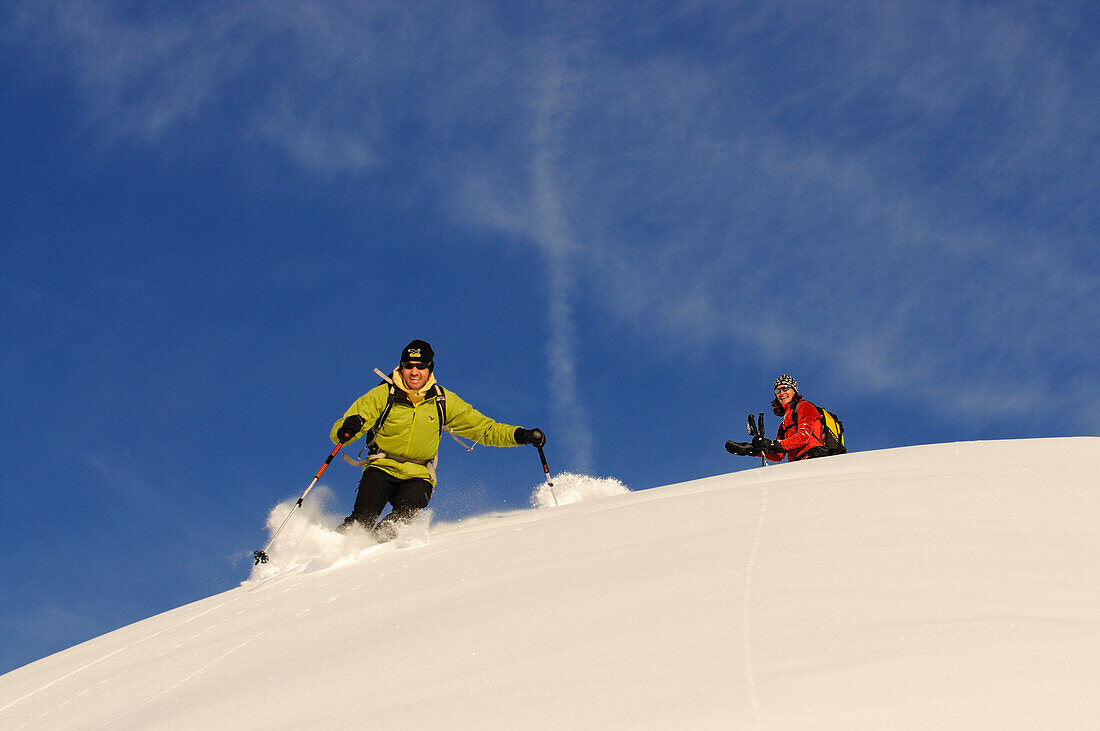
[400,340,435,370]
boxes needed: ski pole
[536,445,559,507]
[254,442,344,565]
[748,413,768,468]
[758,412,767,468]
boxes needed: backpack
[785,400,847,455]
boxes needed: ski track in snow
[113,631,265,727]
[7,554,335,729]
[741,473,769,727]
[0,591,251,722]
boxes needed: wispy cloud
[8,1,501,168]
[527,30,597,471]
[82,451,153,501]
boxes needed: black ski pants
[344,467,432,542]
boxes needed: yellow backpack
[788,402,846,455]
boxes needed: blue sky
[1,0,1097,674]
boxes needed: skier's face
[401,361,430,390]
[775,386,796,407]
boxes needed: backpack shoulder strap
[356,368,400,447]
[806,399,826,428]
[433,384,447,437]
[792,398,827,431]
[362,382,397,448]
[781,397,802,438]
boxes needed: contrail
[529,41,594,473]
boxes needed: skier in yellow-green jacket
[331,339,545,541]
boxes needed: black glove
[725,440,755,456]
[752,435,785,453]
[515,427,546,448]
[336,414,366,443]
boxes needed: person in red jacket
[726,374,829,462]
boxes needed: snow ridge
[2,439,1098,729]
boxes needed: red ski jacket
[765,397,825,462]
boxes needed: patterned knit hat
[774,374,798,392]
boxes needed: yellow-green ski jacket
[330,369,521,485]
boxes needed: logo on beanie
[400,339,435,367]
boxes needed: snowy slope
[1,439,1098,729]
